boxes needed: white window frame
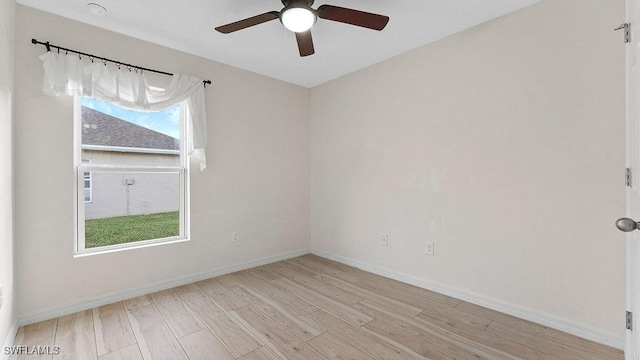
[73,96,190,256]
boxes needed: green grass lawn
[85,211,179,248]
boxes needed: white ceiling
[17,0,539,88]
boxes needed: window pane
[82,158,92,202]
[84,171,181,248]
[80,98,180,167]
[84,188,91,202]
[76,96,187,254]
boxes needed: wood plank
[413,301,492,332]
[249,263,286,281]
[355,277,461,307]
[176,283,261,358]
[486,321,616,360]
[216,271,248,288]
[149,289,205,338]
[54,314,98,360]
[93,303,137,356]
[97,345,143,360]
[355,301,516,360]
[13,318,57,345]
[126,304,189,360]
[232,306,327,360]
[302,254,367,274]
[177,328,234,360]
[237,346,283,360]
[175,283,224,313]
[196,278,248,310]
[122,296,152,311]
[274,260,321,278]
[286,257,362,283]
[315,273,423,317]
[305,310,416,360]
[235,271,319,315]
[350,302,424,336]
[12,319,57,360]
[233,285,326,341]
[457,301,623,359]
[58,310,92,323]
[227,311,290,360]
[411,312,553,360]
[275,266,363,305]
[308,332,375,360]
[273,278,373,326]
[231,281,311,320]
[364,317,487,360]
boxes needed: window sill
[73,236,190,258]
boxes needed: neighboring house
[81,106,180,220]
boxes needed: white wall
[310,0,626,338]
[0,0,17,351]
[14,5,310,317]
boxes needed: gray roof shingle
[82,106,179,151]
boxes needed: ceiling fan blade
[215,11,280,34]
[295,31,315,57]
[317,5,389,31]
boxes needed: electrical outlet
[425,242,435,255]
[381,234,389,247]
[232,232,239,242]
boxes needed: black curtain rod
[31,38,212,86]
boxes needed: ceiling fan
[214,0,390,57]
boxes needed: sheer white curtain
[39,51,208,170]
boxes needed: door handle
[616,218,640,232]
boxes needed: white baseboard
[18,248,310,326]
[1,321,19,360]
[311,249,625,350]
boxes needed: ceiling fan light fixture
[280,6,316,33]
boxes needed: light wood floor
[12,254,623,360]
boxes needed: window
[75,96,189,255]
[82,159,92,203]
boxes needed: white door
[624,0,640,358]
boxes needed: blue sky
[82,97,180,139]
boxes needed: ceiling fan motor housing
[281,0,314,6]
